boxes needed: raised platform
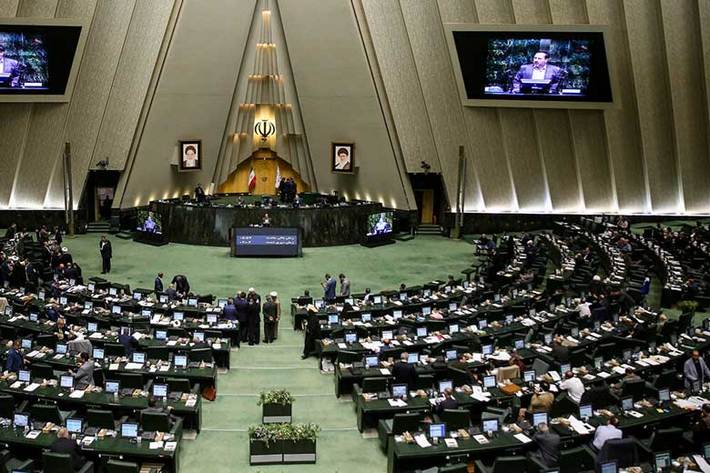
[155,198,383,247]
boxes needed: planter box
[262,402,292,424]
[249,439,283,465]
[282,439,316,464]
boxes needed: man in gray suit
[339,273,351,297]
[0,44,20,88]
[684,350,710,392]
[512,51,564,94]
[70,352,95,389]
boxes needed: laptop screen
[105,380,119,393]
[153,384,168,398]
[438,379,453,393]
[579,404,593,418]
[174,354,188,368]
[121,423,138,438]
[483,375,496,389]
[13,413,28,428]
[482,419,498,433]
[66,418,82,434]
[60,375,74,389]
[429,423,446,438]
[132,352,146,364]
[392,384,407,399]
[600,461,617,473]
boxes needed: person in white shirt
[559,371,585,404]
[576,298,592,318]
[592,416,622,450]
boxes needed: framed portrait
[179,140,201,171]
[331,142,354,173]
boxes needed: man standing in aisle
[339,273,351,297]
[99,235,112,274]
[154,272,164,294]
[263,295,277,343]
[322,273,336,301]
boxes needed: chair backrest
[141,411,171,433]
[30,403,61,424]
[145,346,169,361]
[559,446,596,473]
[189,347,213,363]
[650,427,684,451]
[597,438,638,468]
[165,377,192,393]
[86,409,115,429]
[119,373,144,389]
[106,459,139,473]
[532,358,550,377]
[0,394,14,419]
[438,463,468,473]
[361,377,388,393]
[497,365,520,382]
[35,334,56,349]
[550,393,578,418]
[492,455,528,473]
[104,343,126,357]
[440,409,470,430]
[30,363,54,380]
[415,374,435,390]
[621,379,645,401]
[391,412,423,435]
[42,451,74,473]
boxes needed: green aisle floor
[60,233,474,472]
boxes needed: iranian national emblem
[254,119,276,142]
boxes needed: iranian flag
[248,168,256,193]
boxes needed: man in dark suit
[512,51,564,94]
[50,428,86,470]
[222,298,238,321]
[5,340,24,373]
[246,290,261,346]
[436,388,458,414]
[99,235,112,274]
[154,272,164,294]
[171,274,190,296]
[235,292,249,343]
[533,422,560,467]
[263,295,277,344]
[165,283,178,301]
[322,274,337,301]
[0,44,20,88]
[392,352,417,390]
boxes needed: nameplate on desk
[25,430,40,439]
[124,363,143,370]
[444,438,458,448]
[414,434,431,448]
[24,383,40,392]
[473,434,489,444]
[337,343,347,349]
[149,441,164,449]
[514,433,532,443]
[379,368,391,375]
[109,363,120,370]
[69,390,85,399]
[10,381,21,389]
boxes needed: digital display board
[231,227,301,257]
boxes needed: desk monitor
[622,349,632,362]
[59,296,68,305]
[155,329,167,341]
[121,422,139,438]
[105,380,119,394]
[188,297,198,307]
[56,343,67,355]
[621,396,633,411]
[373,295,383,305]
[120,327,131,337]
[60,375,74,389]
[449,324,460,334]
[21,339,32,350]
[364,355,379,369]
[422,306,432,316]
[314,299,324,309]
[494,294,501,302]
[109,287,118,296]
[482,344,493,356]
[159,295,168,303]
[132,291,141,301]
[429,423,446,439]
[345,332,357,344]
[194,331,205,343]
[29,313,38,322]
[654,452,671,469]
[381,330,393,340]
[141,308,152,317]
[407,353,419,364]
[92,348,104,360]
[448,303,457,311]
[599,461,617,473]
[658,387,670,403]
[327,314,339,325]
[111,305,121,315]
[533,412,548,427]
[207,313,217,324]
[399,292,407,301]
[217,298,228,308]
[571,327,579,337]
[67,418,82,434]
[543,333,552,345]
[483,375,496,389]
[87,322,98,333]
[594,357,603,370]
[13,413,28,428]
[38,290,46,300]
[174,354,188,368]
[559,363,571,375]
[515,339,525,350]
[579,403,593,419]
[523,370,536,382]
[392,384,408,399]
[361,313,372,322]
[423,289,432,297]
[416,327,427,338]
[479,319,488,329]
[463,281,469,289]
[703,442,710,459]
[18,370,30,383]
[173,312,184,321]
[153,383,168,398]
[445,349,458,361]
[444,286,452,294]
[393,310,403,319]
[345,298,354,306]
[132,352,146,364]
[482,418,499,433]
[438,379,453,393]
[3,306,11,316]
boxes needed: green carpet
[60,233,474,472]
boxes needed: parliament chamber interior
[0,0,710,472]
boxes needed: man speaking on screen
[0,44,20,88]
[512,51,563,94]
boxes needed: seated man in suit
[512,51,564,95]
[436,387,458,414]
[0,44,20,88]
[50,427,87,470]
[533,422,560,467]
[392,352,417,390]
[70,352,95,389]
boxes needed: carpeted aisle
[60,233,474,472]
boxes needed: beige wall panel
[0,105,30,207]
[623,0,679,212]
[511,0,550,23]
[660,0,710,212]
[473,0,513,23]
[93,0,175,171]
[437,0,476,22]
[16,0,56,17]
[586,0,646,211]
[56,0,96,18]
[120,0,255,208]
[44,0,136,208]
[569,110,613,210]
[360,0,439,173]
[548,0,587,23]
[0,0,19,16]
[278,0,412,209]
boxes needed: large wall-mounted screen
[231,227,301,257]
[0,20,86,102]
[447,25,614,109]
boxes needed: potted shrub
[258,389,294,424]
[281,423,319,464]
[248,424,283,465]
[677,300,699,316]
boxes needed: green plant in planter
[677,300,699,315]
[258,389,295,406]
[249,423,321,444]
[287,423,320,442]
[248,424,279,447]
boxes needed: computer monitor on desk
[153,383,168,398]
[381,330,393,340]
[174,354,188,369]
[448,324,459,334]
[438,380,453,393]
[345,332,357,344]
[93,348,104,360]
[429,423,446,439]
[121,422,139,438]
[392,384,408,399]
[483,375,496,390]
[621,396,634,412]
[523,370,536,383]
[361,313,371,322]
[658,387,670,403]
[533,412,548,428]
[654,451,671,470]
[60,375,74,390]
[105,380,119,394]
[132,352,146,364]
[599,461,617,473]
[13,413,28,429]
[416,327,427,338]
[482,344,493,356]
[364,355,379,369]
[67,418,83,434]
[482,418,499,434]
[18,370,30,383]
[407,353,419,364]
[445,349,457,361]
[328,314,339,325]
[579,404,592,419]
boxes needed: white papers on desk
[89,332,103,339]
[212,343,222,350]
[582,374,596,381]
[150,441,164,450]
[635,359,650,367]
[26,350,40,358]
[337,343,347,349]
[81,436,95,446]
[164,441,177,451]
[109,363,120,371]
[626,410,643,418]
[53,354,64,360]
[473,434,489,444]
[69,390,85,399]
[675,396,710,410]
[470,392,491,402]
[414,434,431,448]
[124,363,143,370]
[388,398,407,407]
[167,340,178,346]
[514,433,532,444]
[568,416,594,435]
[549,384,559,393]
[548,371,561,382]
[537,346,552,353]
[186,398,197,407]
[612,366,627,375]
[10,381,21,389]
[693,455,710,473]
[444,438,458,448]
[488,352,511,362]
[596,371,611,379]
[403,341,413,346]
[520,318,536,327]
[380,368,391,375]
[24,383,39,392]
[25,430,40,439]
